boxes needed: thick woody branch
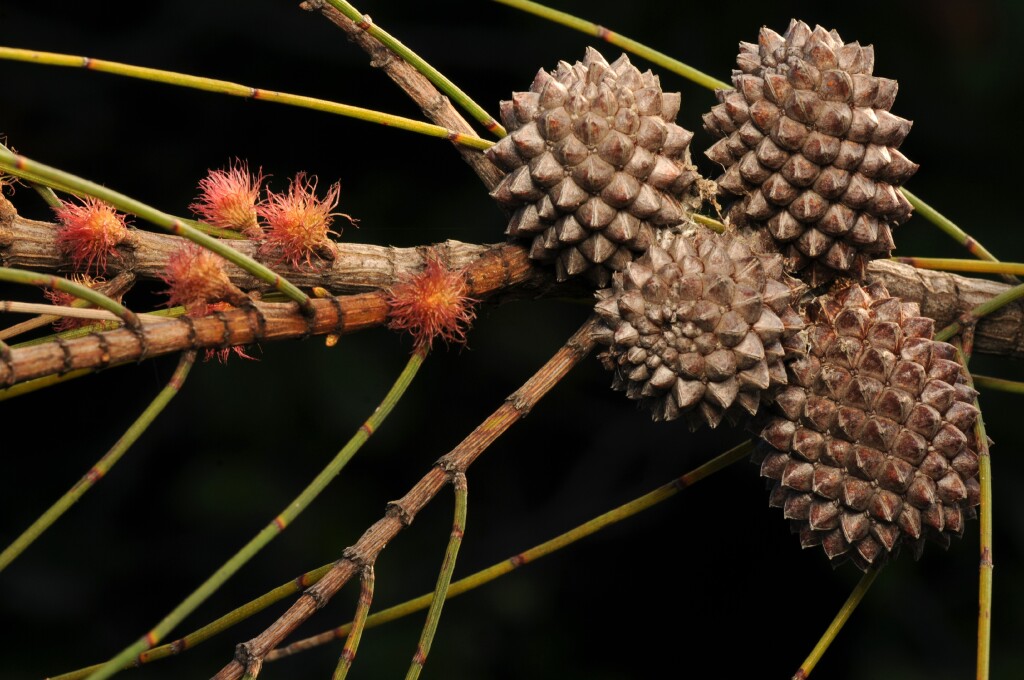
[0,243,541,387]
[211,317,598,680]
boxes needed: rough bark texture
[299,0,505,192]
[3,196,1022,362]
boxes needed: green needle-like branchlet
[323,0,506,137]
[0,47,491,151]
[493,0,729,91]
[332,566,375,680]
[406,473,468,680]
[792,567,882,679]
[971,374,1024,395]
[0,267,140,329]
[954,342,993,680]
[0,351,195,573]
[83,348,427,680]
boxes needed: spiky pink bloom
[387,253,477,351]
[54,197,129,272]
[161,243,245,317]
[190,160,264,234]
[257,173,353,269]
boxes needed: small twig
[892,257,1024,277]
[0,267,141,329]
[792,567,882,679]
[305,1,504,190]
[332,565,375,680]
[0,301,165,323]
[210,317,597,680]
[267,439,753,662]
[0,271,135,341]
[901,188,1020,285]
[953,342,994,680]
[971,374,1024,395]
[406,472,468,680]
[492,0,730,91]
[83,348,428,680]
[319,0,504,137]
[0,47,491,152]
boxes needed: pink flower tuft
[257,173,353,269]
[161,243,246,317]
[387,253,477,352]
[54,197,130,272]
[190,160,265,234]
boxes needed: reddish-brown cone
[486,47,701,287]
[703,20,919,286]
[756,282,981,570]
[592,228,807,430]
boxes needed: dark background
[1,1,1022,678]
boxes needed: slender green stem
[0,140,62,207]
[971,374,1024,395]
[0,352,195,573]
[792,567,882,679]
[53,439,752,679]
[0,47,491,152]
[692,213,725,233]
[954,343,993,680]
[492,0,729,91]
[0,267,140,329]
[333,566,375,680]
[934,283,1024,342]
[322,0,504,138]
[0,148,316,315]
[900,189,1012,271]
[891,257,1024,277]
[0,369,92,402]
[83,348,427,680]
[406,473,468,680]
[268,440,754,662]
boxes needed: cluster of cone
[486,23,980,570]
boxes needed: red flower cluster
[387,254,477,351]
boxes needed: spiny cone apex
[703,19,919,286]
[486,47,701,287]
[592,229,807,430]
[757,283,981,570]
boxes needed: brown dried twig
[212,316,598,679]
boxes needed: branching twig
[211,316,598,679]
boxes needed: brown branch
[864,259,1024,359]
[211,316,598,680]
[0,243,544,387]
[5,194,1024,369]
[300,0,504,192]
[0,195,509,295]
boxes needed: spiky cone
[592,228,807,430]
[757,282,981,570]
[486,47,701,287]
[703,19,919,286]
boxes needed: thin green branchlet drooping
[406,472,468,680]
[85,349,427,680]
[331,566,374,680]
[49,440,753,679]
[0,351,196,573]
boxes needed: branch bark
[4,195,1024,370]
[211,317,598,680]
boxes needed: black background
[1,1,1022,679]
